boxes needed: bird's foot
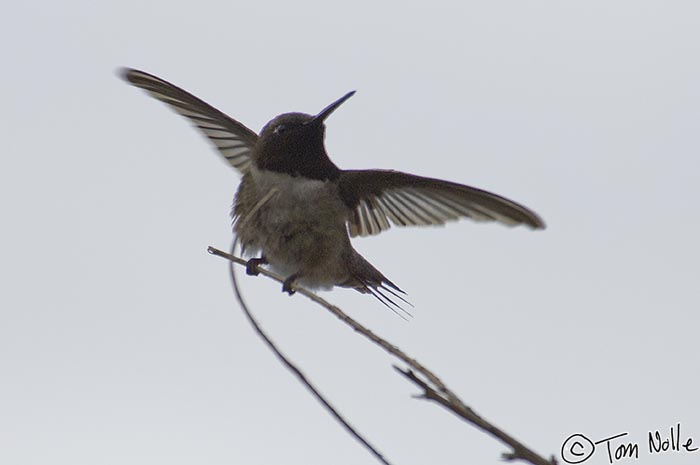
[245,257,267,276]
[282,275,298,295]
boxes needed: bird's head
[254,91,355,180]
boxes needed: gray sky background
[1,1,698,464]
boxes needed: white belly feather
[234,167,351,288]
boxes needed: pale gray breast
[243,167,348,232]
[233,168,351,276]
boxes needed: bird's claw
[282,277,296,295]
[246,258,266,276]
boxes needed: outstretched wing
[121,68,258,174]
[338,170,545,237]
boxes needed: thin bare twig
[208,246,556,465]
[223,240,393,465]
[393,367,557,465]
[207,247,448,393]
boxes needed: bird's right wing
[338,170,545,237]
[121,68,258,174]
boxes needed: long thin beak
[309,90,356,125]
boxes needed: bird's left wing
[338,170,545,237]
[121,68,258,174]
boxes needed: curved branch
[208,246,557,465]
[223,241,393,465]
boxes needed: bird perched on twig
[122,69,545,313]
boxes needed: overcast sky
[1,1,698,465]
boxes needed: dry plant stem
[207,247,448,393]
[394,368,557,465]
[223,241,393,465]
[208,246,556,465]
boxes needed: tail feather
[356,278,413,319]
[345,252,413,318]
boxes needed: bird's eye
[273,124,287,135]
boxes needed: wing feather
[121,68,258,174]
[338,170,545,237]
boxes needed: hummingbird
[122,68,545,312]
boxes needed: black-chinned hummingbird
[122,68,545,311]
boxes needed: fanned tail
[362,280,413,320]
[344,252,413,319]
